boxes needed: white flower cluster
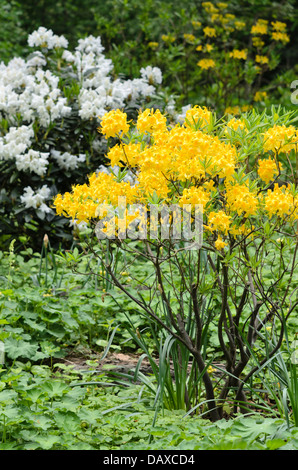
[16,149,49,176]
[0,28,164,217]
[51,150,86,170]
[140,66,163,85]
[28,26,69,50]
[20,185,52,213]
[63,38,160,120]
[0,58,71,126]
[0,125,34,161]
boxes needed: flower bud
[43,234,49,248]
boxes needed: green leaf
[54,411,81,432]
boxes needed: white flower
[76,36,105,55]
[69,219,89,231]
[15,149,49,176]
[28,27,68,50]
[176,104,192,123]
[140,66,163,85]
[51,150,86,170]
[26,51,47,69]
[20,185,52,213]
[0,125,34,161]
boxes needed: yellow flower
[234,21,245,30]
[224,117,247,139]
[148,42,159,49]
[98,109,130,139]
[203,26,217,37]
[184,105,212,127]
[263,125,297,154]
[258,157,281,184]
[271,31,290,43]
[196,45,203,51]
[217,2,228,9]
[264,184,297,219]
[254,91,267,102]
[229,49,247,60]
[191,20,202,29]
[241,104,252,112]
[207,365,217,374]
[179,186,211,209]
[202,2,218,13]
[252,36,265,48]
[225,182,258,217]
[183,33,196,43]
[106,142,143,167]
[271,21,287,32]
[197,58,216,70]
[208,210,231,234]
[251,20,268,35]
[255,55,269,65]
[225,106,240,115]
[161,34,176,43]
[214,236,227,251]
[136,108,168,135]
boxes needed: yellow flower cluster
[179,186,211,209]
[272,21,287,32]
[202,3,218,14]
[207,210,231,234]
[98,109,130,139]
[264,184,298,219]
[258,157,280,184]
[184,105,212,127]
[225,117,247,133]
[203,27,217,38]
[234,21,245,30]
[271,31,290,43]
[225,182,258,217]
[251,19,268,35]
[252,36,265,48]
[215,236,228,251]
[263,125,297,154]
[197,58,216,70]
[54,172,139,223]
[106,142,143,167]
[255,55,269,65]
[148,41,159,49]
[229,49,247,60]
[183,33,196,43]
[191,20,202,29]
[254,91,267,102]
[136,108,168,136]
[161,34,176,43]
[54,107,298,253]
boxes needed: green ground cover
[1,0,298,452]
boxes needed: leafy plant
[54,104,298,421]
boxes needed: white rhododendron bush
[0,27,169,249]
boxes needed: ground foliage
[1,0,298,452]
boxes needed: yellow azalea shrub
[54,105,298,421]
[54,106,298,251]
